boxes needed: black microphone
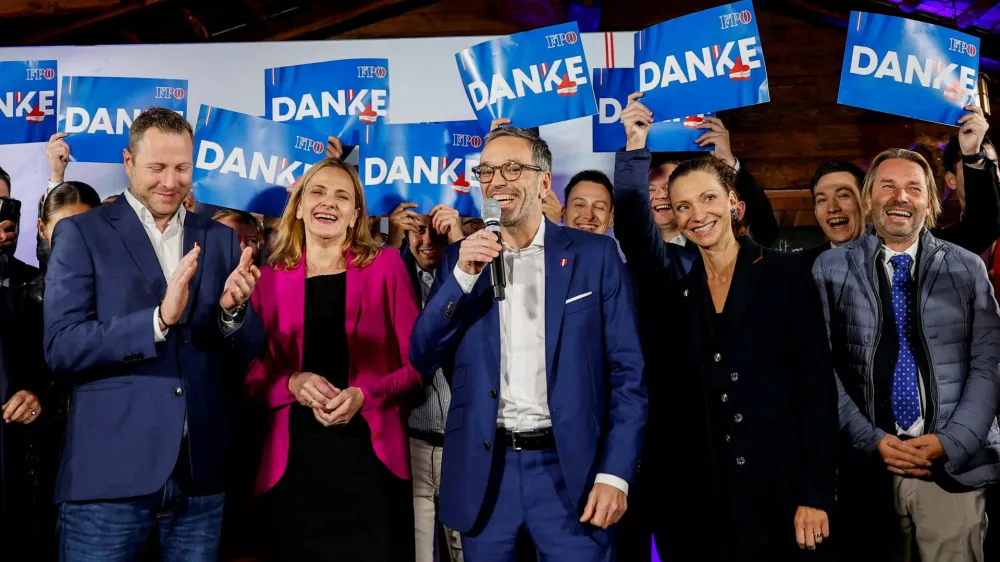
[481,198,505,301]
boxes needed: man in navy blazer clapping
[43,108,264,561]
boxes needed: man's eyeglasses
[472,161,544,183]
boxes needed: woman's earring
[730,207,738,218]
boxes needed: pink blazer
[245,248,422,496]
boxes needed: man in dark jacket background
[813,144,1000,562]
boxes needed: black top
[265,273,413,562]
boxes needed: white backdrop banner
[0,32,632,266]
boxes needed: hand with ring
[794,506,830,550]
[287,372,340,411]
[2,390,42,424]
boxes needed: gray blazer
[812,227,1000,488]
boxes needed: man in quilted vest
[814,141,1000,562]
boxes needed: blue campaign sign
[635,1,769,118]
[837,12,979,126]
[265,59,389,146]
[58,76,188,163]
[358,122,485,216]
[593,68,713,153]
[192,105,328,217]
[0,60,58,145]
[456,22,598,130]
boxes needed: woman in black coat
[613,98,838,561]
[0,181,100,560]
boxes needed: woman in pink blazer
[246,157,421,562]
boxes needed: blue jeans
[57,476,224,562]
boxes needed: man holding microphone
[410,124,646,561]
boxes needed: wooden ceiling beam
[0,0,117,18]
[16,0,172,45]
[215,0,443,42]
[181,7,209,40]
[242,0,267,21]
[956,0,996,28]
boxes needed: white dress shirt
[881,238,925,438]
[123,189,186,343]
[667,234,686,246]
[453,220,629,494]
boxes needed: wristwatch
[963,148,987,164]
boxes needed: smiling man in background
[562,170,614,235]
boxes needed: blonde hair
[268,158,381,270]
[861,148,942,229]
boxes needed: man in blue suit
[43,107,265,561]
[410,125,646,561]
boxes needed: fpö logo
[719,10,753,30]
[949,38,978,57]
[295,135,326,154]
[155,86,186,100]
[545,30,579,49]
[357,65,388,79]
[24,68,56,81]
[452,133,482,148]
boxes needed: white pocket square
[565,292,593,304]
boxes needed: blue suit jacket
[409,221,646,535]
[43,197,264,503]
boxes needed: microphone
[481,198,506,301]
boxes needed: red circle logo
[470,136,483,148]
[375,66,387,79]
[42,68,55,80]
[312,140,325,154]
[565,31,579,44]
[172,87,186,100]
[739,10,752,24]
[967,44,978,57]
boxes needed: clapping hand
[220,246,260,313]
[159,245,200,330]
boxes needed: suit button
[373,432,382,440]
[483,441,491,451]
[445,302,456,319]
[736,456,746,466]
[734,413,743,423]
[730,372,739,382]
[725,434,731,443]
[713,353,722,363]
[179,338,187,345]
[721,394,728,403]
[490,389,498,399]
[172,387,184,397]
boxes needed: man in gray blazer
[813,145,1000,562]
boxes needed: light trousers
[411,437,463,562]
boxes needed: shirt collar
[882,237,919,265]
[123,188,186,230]
[415,261,435,280]
[502,218,546,254]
